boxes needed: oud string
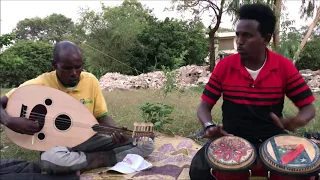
[19,110,151,136]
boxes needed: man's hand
[270,112,306,132]
[111,127,131,144]
[201,125,233,139]
[4,117,40,135]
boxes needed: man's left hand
[270,112,306,132]
[111,127,130,144]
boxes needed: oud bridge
[132,122,154,145]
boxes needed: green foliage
[0,40,53,87]
[76,0,154,77]
[161,66,178,98]
[76,0,208,78]
[295,36,320,70]
[139,102,174,132]
[129,18,208,73]
[0,53,24,87]
[13,13,75,43]
[275,15,302,59]
[0,33,15,49]
[140,66,178,133]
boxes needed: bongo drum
[205,136,257,180]
[260,134,320,180]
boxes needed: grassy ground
[0,87,319,162]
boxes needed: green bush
[295,37,320,71]
[0,40,53,87]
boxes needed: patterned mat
[80,134,201,180]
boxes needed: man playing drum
[189,3,318,180]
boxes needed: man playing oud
[189,3,316,180]
[0,41,154,175]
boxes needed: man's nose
[69,69,77,77]
[236,36,244,45]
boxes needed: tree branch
[203,0,220,17]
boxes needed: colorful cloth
[80,134,201,180]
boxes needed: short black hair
[52,41,82,66]
[238,3,276,36]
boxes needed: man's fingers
[30,121,40,130]
[218,126,233,136]
[270,112,284,129]
[206,127,217,137]
[114,131,124,143]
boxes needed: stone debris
[99,66,320,93]
[300,69,320,93]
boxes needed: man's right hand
[4,117,40,135]
[201,125,233,139]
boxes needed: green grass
[0,87,319,162]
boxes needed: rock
[300,69,320,93]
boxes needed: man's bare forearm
[97,115,116,127]
[296,103,316,126]
[197,100,215,127]
[0,96,9,125]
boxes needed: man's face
[55,52,83,87]
[236,20,267,60]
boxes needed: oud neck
[92,124,133,136]
[91,123,154,139]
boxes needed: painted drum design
[260,134,320,178]
[205,136,256,172]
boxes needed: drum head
[205,136,256,172]
[260,134,320,178]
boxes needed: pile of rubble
[99,65,211,91]
[300,69,320,93]
[99,71,167,91]
[99,66,320,93]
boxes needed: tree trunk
[208,0,225,72]
[293,7,320,64]
[273,0,282,50]
[209,34,216,71]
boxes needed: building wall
[218,38,235,51]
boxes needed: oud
[5,84,154,151]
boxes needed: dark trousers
[0,158,79,180]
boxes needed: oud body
[5,85,148,152]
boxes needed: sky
[0,0,316,35]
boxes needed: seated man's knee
[130,138,154,157]
[136,138,155,157]
[40,146,87,175]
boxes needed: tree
[12,13,75,43]
[75,0,154,77]
[276,14,302,59]
[293,0,320,63]
[129,18,208,73]
[272,0,282,50]
[0,40,53,87]
[0,33,15,49]
[76,0,208,77]
[295,36,320,70]
[170,0,228,71]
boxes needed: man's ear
[51,60,57,69]
[264,34,272,45]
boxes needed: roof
[216,32,235,38]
